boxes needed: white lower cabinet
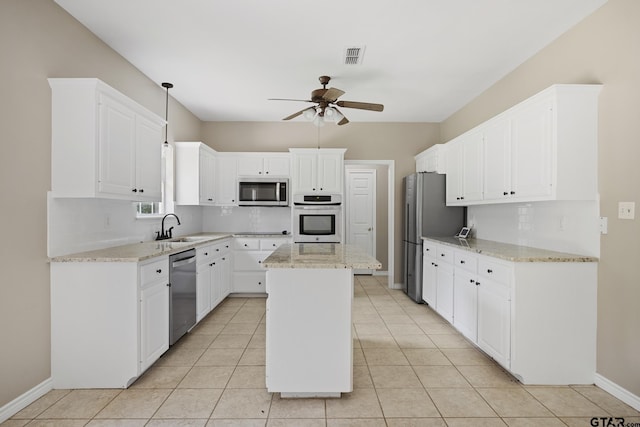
[196,239,232,322]
[233,237,290,293]
[51,256,169,388]
[422,239,597,385]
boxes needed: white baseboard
[372,270,388,277]
[595,373,640,411]
[0,377,53,423]
[390,282,403,290]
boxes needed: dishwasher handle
[172,256,196,268]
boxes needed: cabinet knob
[476,281,480,286]
[216,248,220,251]
[139,189,144,193]
[440,254,445,257]
[259,171,262,174]
[225,245,229,248]
[456,197,460,200]
[222,257,226,261]
[258,281,262,285]
[320,188,323,191]
[460,260,465,264]
[510,191,515,195]
[265,171,269,174]
[503,192,508,196]
[258,260,262,264]
[487,269,493,274]
[208,198,213,201]
[272,244,276,247]
[470,279,475,283]
[156,269,162,274]
[461,196,465,200]
[204,252,208,256]
[434,263,438,267]
[210,262,215,266]
[132,188,138,193]
[312,188,316,191]
[244,244,248,247]
[425,248,430,252]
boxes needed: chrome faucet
[156,213,181,240]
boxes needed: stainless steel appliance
[169,249,197,345]
[403,173,465,303]
[238,178,289,206]
[293,194,342,243]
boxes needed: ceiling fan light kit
[269,75,383,127]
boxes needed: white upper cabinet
[236,154,290,177]
[175,142,217,206]
[445,84,601,206]
[290,148,346,194]
[49,78,165,201]
[215,153,238,206]
[415,144,447,174]
[446,130,484,205]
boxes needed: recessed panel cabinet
[290,148,346,194]
[421,238,597,385]
[175,142,218,206]
[51,256,169,388]
[236,154,290,177]
[443,84,601,206]
[49,78,165,201]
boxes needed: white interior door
[346,169,376,275]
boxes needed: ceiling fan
[269,75,384,126]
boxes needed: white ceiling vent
[344,46,365,65]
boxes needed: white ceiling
[54,0,607,123]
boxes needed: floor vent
[344,46,365,65]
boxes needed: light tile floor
[4,276,639,426]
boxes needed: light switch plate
[618,202,635,220]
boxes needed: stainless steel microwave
[238,179,289,206]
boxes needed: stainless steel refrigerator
[402,173,465,303]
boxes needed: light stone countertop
[422,236,598,262]
[50,233,234,262]
[263,243,382,269]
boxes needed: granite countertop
[422,236,598,262]
[50,233,234,262]
[263,243,382,269]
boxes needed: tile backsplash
[468,199,600,257]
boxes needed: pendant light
[161,82,173,145]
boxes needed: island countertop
[263,243,382,269]
[422,236,598,262]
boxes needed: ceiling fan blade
[283,107,313,121]
[268,98,314,103]
[337,116,349,126]
[322,88,345,101]
[336,100,384,112]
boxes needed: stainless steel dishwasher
[169,249,197,345]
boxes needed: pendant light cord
[161,82,173,145]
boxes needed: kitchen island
[262,243,381,398]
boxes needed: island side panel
[265,268,353,396]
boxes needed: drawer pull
[487,269,493,274]
[156,269,162,274]
[470,279,475,283]
[476,281,481,286]
[460,260,465,264]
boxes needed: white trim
[372,270,388,277]
[0,377,53,423]
[345,168,377,276]
[594,373,640,411]
[344,160,395,290]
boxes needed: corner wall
[440,0,640,398]
[0,0,202,408]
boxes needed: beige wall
[441,0,640,396]
[0,0,201,407]
[201,122,441,283]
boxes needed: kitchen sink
[167,236,211,243]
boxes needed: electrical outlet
[618,202,635,220]
[600,217,608,234]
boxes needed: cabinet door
[422,256,437,306]
[453,269,478,342]
[483,119,512,202]
[210,258,222,309]
[98,94,136,197]
[216,156,238,205]
[237,156,263,176]
[477,277,511,369]
[196,263,212,322]
[199,149,216,205]
[317,152,343,193]
[292,153,317,193]
[510,97,553,199]
[445,141,463,205]
[435,262,454,323]
[140,280,169,371]
[461,130,484,203]
[232,272,266,293]
[134,115,163,201]
[219,255,232,299]
[264,156,290,176]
